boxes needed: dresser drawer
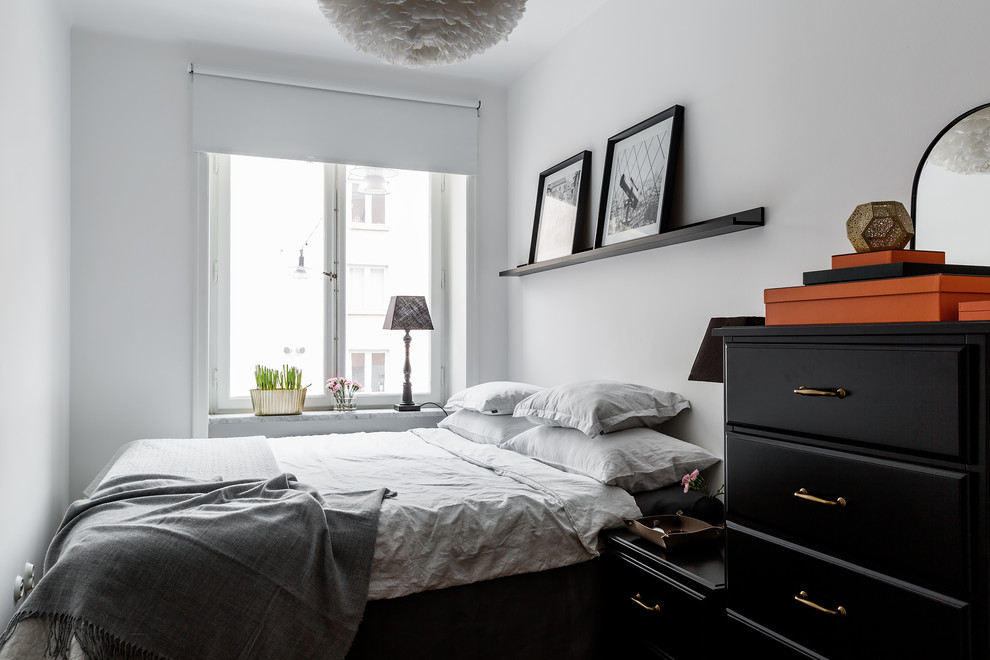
[724,343,970,459]
[726,433,971,595]
[726,527,971,659]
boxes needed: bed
[0,380,718,660]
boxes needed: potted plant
[250,364,309,415]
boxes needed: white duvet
[269,427,642,600]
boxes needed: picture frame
[595,105,683,248]
[529,150,592,264]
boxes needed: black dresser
[716,322,989,659]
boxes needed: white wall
[68,31,509,498]
[58,0,990,557]
[505,0,990,481]
[0,0,71,625]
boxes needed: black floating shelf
[499,207,765,277]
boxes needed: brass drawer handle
[630,593,661,612]
[794,487,847,507]
[794,385,847,398]
[795,590,847,616]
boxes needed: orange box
[959,300,990,321]
[765,275,990,325]
[830,250,945,269]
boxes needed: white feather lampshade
[317,0,527,68]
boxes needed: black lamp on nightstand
[384,295,434,411]
[689,316,765,383]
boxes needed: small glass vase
[334,396,356,412]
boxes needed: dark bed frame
[349,559,605,659]
[347,485,705,659]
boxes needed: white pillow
[438,409,538,445]
[446,381,544,415]
[513,380,690,436]
[501,425,719,493]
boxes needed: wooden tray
[622,514,723,550]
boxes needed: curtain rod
[188,63,482,115]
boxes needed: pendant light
[316,0,528,68]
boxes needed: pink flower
[681,469,725,499]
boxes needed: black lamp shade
[383,296,434,331]
[689,316,765,383]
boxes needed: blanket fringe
[1,611,165,660]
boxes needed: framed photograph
[529,151,592,264]
[595,105,683,248]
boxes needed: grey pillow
[445,381,544,415]
[501,425,719,493]
[512,380,690,436]
[438,409,538,445]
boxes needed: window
[350,351,388,393]
[350,184,387,225]
[347,266,387,314]
[209,155,444,413]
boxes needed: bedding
[513,379,690,436]
[444,380,543,414]
[436,407,537,445]
[1,472,389,660]
[270,427,642,599]
[82,435,277,496]
[501,425,720,493]
[1,426,644,659]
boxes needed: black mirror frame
[910,101,990,249]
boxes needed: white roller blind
[191,71,478,175]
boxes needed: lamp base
[393,402,422,412]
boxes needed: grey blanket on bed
[1,472,390,660]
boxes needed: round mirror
[912,103,990,264]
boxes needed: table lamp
[688,316,765,383]
[383,295,434,411]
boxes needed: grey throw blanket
[1,473,391,660]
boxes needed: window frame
[207,154,445,414]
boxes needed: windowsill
[210,408,447,425]
[208,407,447,438]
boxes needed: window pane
[368,268,385,310]
[351,184,366,223]
[227,155,326,399]
[371,195,386,224]
[371,352,386,393]
[344,167,431,395]
[351,352,366,389]
[347,266,387,313]
[348,267,365,307]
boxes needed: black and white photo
[530,150,592,263]
[596,105,683,247]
